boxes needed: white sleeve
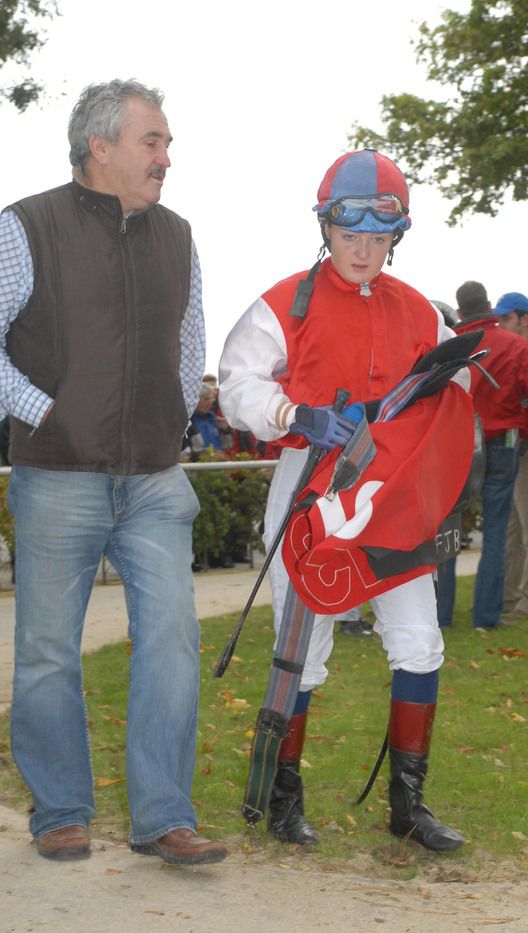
[434,305,471,393]
[218,296,297,441]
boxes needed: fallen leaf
[217,689,235,701]
[499,647,527,658]
[224,697,251,711]
[95,776,125,787]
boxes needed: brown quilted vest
[6,180,191,474]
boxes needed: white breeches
[263,448,445,691]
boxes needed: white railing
[0,459,279,476]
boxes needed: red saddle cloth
[282,383,474,613]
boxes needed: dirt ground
[1,803,527,933]
[3,553,523,932]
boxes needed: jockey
[219,149,472,852]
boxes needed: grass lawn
[1,574,528,880]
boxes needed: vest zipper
[119,218,134,472]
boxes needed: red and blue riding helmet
[314,148,411,235]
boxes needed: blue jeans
[9,465,200,842]
[473,438,519,628]
[436,557,457,627]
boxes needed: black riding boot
[268,759,319,845]
[389,748,464,851]
[388,695,464,852]
[267,711,319,845]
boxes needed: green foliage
[0,1,59,111]
[0,456,271,583]
[187,452,271,566]
[350,0,528,224]
[0,477,14,557]
[1,576,528,878]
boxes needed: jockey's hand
[290,404,356,451]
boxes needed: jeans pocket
[487,443,518,484]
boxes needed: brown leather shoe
[37,824,91,861]
[131,828,227,865]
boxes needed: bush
[187,451,271,567]
[0,476,14,578]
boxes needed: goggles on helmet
[321,193,408,227]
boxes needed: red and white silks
[282,383,474,613]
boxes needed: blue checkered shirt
[0,209,206,426]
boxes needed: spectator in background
[202,372,219,394]
[449,282,528,630]
[493,293,528,620]
[493,292,528,341]
[186,382,224,460]
[203,373,282,460]
[186,382,240,569]
[202,372,234,449]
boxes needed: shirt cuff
[11,386,54,428]
[275,401,298,431]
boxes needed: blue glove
[341,402,365,426]
[290,403,357,451]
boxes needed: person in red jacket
[220,149,474,853]
[453,282,528,629]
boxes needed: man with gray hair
[0,79,227,865]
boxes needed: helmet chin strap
[320,223,331,251]
[387,229,405,266]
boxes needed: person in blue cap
[494,291,528,340]
[494,293,528,619]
